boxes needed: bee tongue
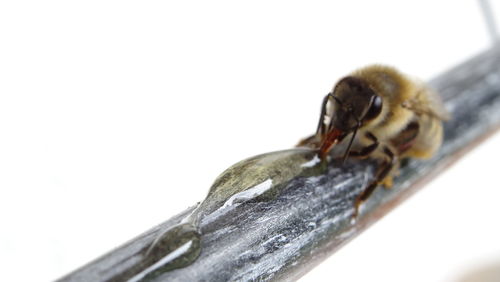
[319,128,343,159]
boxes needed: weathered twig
[58,45,500,282]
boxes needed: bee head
[318,76,383,160]
[330,76,383,132]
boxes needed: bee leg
[353,146,397,217]
[347,132,378,158]
[296,134,319,147]
[297,130,333,148]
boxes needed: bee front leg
[353,146,397,217]
[347,132,378,158]
[296,134,320,148]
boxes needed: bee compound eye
[364,95,383,121]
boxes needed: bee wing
[402,87,451,121]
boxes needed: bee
[298,65,449,215]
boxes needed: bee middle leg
[354,146,398,217]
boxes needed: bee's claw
[352,198,363,220]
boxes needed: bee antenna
[325,94,344,132]
[332,95,343,105]
[342,120,360,164]
[319,93,344,135]
[316,94,330,135]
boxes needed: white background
[1,1,500,281]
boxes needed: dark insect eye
[364,95,382,121]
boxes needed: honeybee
[299,65,449,214]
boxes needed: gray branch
[58,45,500,282]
